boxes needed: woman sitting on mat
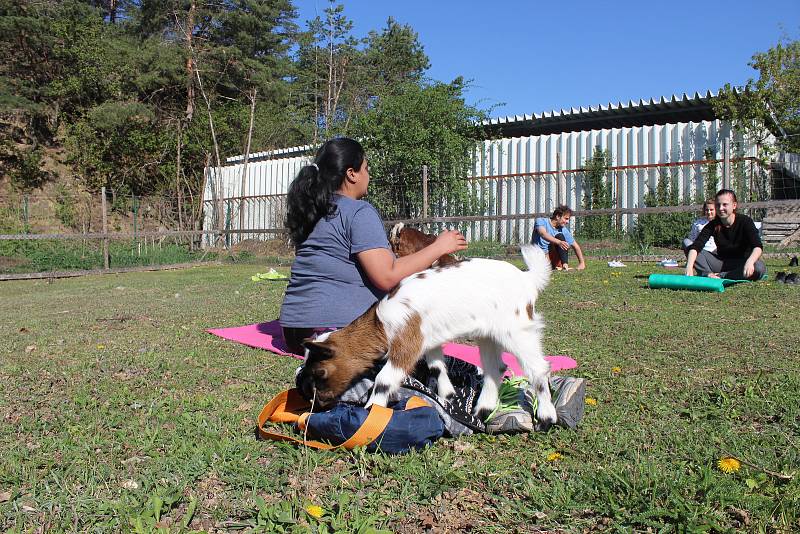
[685,189,766,281]
[278,137,467,355]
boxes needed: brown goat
[388,223,458,265]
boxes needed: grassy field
[1,257,799,533]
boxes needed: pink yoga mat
[208,320,577,374]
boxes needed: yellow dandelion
[585,397,598,406]
[718,457,741,474]
[611,367,621,373]
[603,280,609,284]
[547,452,562,462]
[305,504,325,519]
[97,344,106,349]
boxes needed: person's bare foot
[708,273,721,279]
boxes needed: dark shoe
[785,273,799,285]
[775,271,787,283]
[790,256,798,267]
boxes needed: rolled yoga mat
[648,274,748,292]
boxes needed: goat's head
[389,222,458,265]
[296,306,388,408]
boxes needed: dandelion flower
[547,452,562,462]
[718,457,741,474]
[603,280,609,284]
[585,397,598,406]
[97,344,106,349]
[305,504,325,519]
[611,367,621,373]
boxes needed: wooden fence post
[722,138,731,190]
[556,151,563,206]
[101,187,109,269]
[615,169,623,232]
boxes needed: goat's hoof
[534,418,556,432]
[474,407,493,423]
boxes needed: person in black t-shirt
[685,189,766,281]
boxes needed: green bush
[54,183,78,228]
[579,147,616,239]
[632,171,694,248]
[0,239,209,273]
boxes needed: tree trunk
[238,88,257,243]
[176,122,184,233]
[108,0,117,23]
[326,15,334,135]
[185,1,196,124]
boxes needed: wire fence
[2,156,800,277]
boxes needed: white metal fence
[201,120,798,246]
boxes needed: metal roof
[226,89,728,163]
[226,143,315,164]
[483,90,721,137]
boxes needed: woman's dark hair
[715,188,737,203]
[285,137,365,246]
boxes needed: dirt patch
[581,239,623,252]
[231,238,294,258]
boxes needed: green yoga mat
[648,274,748,292]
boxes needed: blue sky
[293,0,799,119]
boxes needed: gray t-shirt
[279,195,391,328]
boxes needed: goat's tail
[389,222,404,247]
[520,244,551,293]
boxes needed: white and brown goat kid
[298,245,557,430]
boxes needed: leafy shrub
[632,171,695,248]
[54,183,78,228]
[578,147,615,239]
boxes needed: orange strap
[256,389,430,451]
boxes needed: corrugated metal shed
[203,90,760,244]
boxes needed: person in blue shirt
[532,206,586,271]
[279,137,467,354]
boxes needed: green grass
[0,239,214,274]
[1,259,799,532]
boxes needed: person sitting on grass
[279,137,467,355]
[533,206,586,271]
[685,189,766,281]
[683,199,717,256]
[279,139,586,433]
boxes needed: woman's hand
[434,230,468,255]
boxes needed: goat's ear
[302,340,334,359]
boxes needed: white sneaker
[607,260,626,268]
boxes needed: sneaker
[548,375,586,429]
[659,259,679,268]
[608,260,627,268]
[484,377,534,433]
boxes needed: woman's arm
[357,230,467,291]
